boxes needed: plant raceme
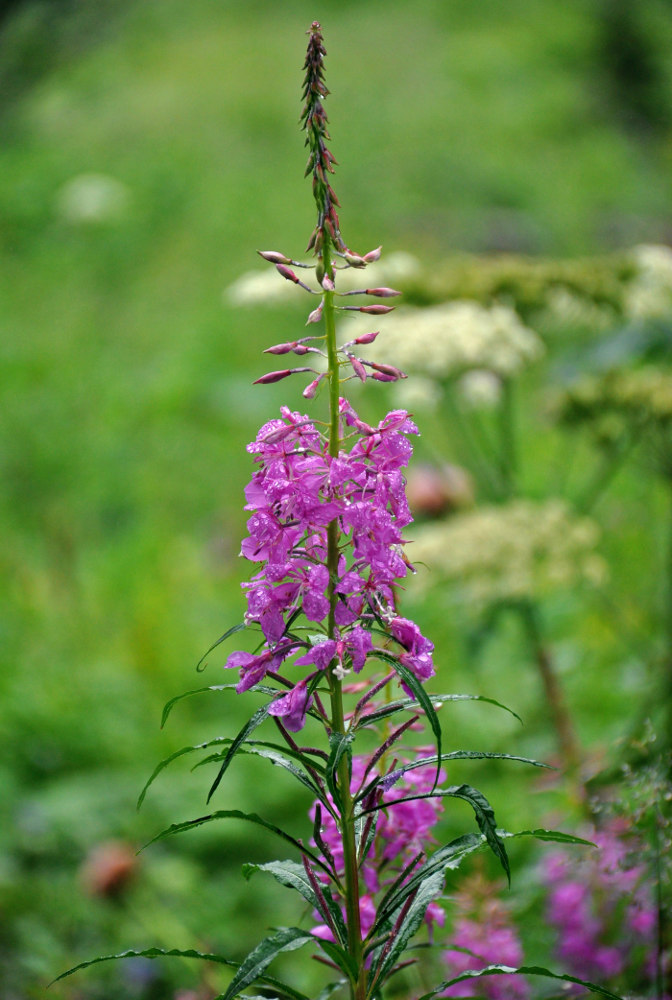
[53,22,625,1000]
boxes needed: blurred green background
[1,0,671,997]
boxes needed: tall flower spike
[301,22,346,261]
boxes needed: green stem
[498,376,517,498]
[441,385,504,500]
[322,240,366,1000]
[518,599,583,781]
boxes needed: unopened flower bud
[355,331,379,345]
[258,250,292,265]
[365,287,401,298]
[363,246,382,262]
[276,263,300,284]
[342,304,395,315]
[343,250,367,268]
[306,302,323,324]
[346,353,367,382]
[253,369,294,384]
[369,361,407,380]
[321,274,335,291]
[303,373,325,399]
[264,341,298,355]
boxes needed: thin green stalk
[322,239,366,1000]
[518,599,583,783]
[441,385,504,500]
[498,376,517,498]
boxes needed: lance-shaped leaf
[326,731,354,811]
[385,656,442,790]
[358,692,521,728]
[195,743,328,805]
[142,809,332,878]
[417,964,624,1000]
[196,622,247,672]
[359,784,509,884]
[207,702,274,802]
[358,750,550,804]
[161,683,237,729]
[374,833,483,929]
[51,946,313,1000]
[138,736,232,809]
[368,867,445,992]
[314,937,360,985]
[243,860,346,939]
[218,926,314,1000]
[49,947,240,986]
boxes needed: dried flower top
[301,21,345,260]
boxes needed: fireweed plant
[54,24,623,1000]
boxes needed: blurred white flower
[409,498,606,610]
[624,244,672,320]
[350,300,543,379]
[56,173,130,224]
[457,369,502,408]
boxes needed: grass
[1,0,671,996]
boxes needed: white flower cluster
[624,244,672,320]
[409,498,606,610]
[56,173,130,225]
[225,251,421,307]
[355,301,543,380]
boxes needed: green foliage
[2,0,672,996]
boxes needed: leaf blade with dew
[242,858,344,919]
[386,656,442,791]
[141,809,333,878]
[194,743,329,804]
[49,947,241,986]
[368,867,446,992]
[137,736,233,809]
[326,730,354,812]
[417,964,625,1000]
[207,701,274,803]
[195,622,248,672]
[217,926,315,1000]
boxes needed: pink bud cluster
[223,400,435,730]
[254,246,405,392]
[542,820,661,986]
[311,752,446,941]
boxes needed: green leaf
[243,860,346,937]
[374,833,483,928]
[362,784,508,883]
[440,784,510,884]
[359,692,522,727]
[369,867,445,990]
[218,926,314,1000]
[161,683,238,728]
[315,938,360,985]
[316,981,348,1000]
[137,737,233,809]
[417,964,624,1000]
[141,809,332,876]
[196,743,327,802]
[196,622,248,672]
[326,731,354,811]
[49,946,240,985]
[207,702,273,802]
[388,658,442,790]
[506,828,596,846]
